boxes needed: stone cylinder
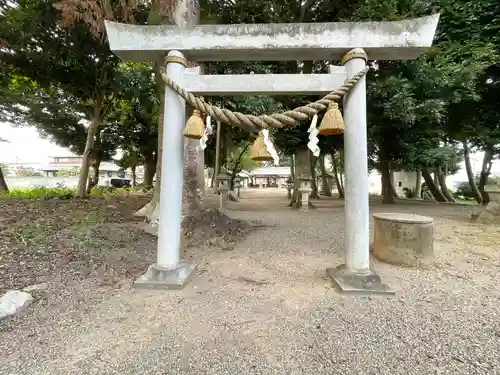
[372,213,434,268]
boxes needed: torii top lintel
[104,14,439,62]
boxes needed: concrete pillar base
[326,264,394,295]
[134,262,197,290]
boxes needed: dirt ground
[1,189,499,375]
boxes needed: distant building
[1,162,44,177]
[41,156,125,178]
[249,167,290,187]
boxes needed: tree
[0,138,8,192]
[0,0,146,196]
[135,0,201,223]
[106,62,159,187]
[118,151,141,187]
[224,142,260,189]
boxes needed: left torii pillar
[135,51,197,289]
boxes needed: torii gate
[105,15,440,293]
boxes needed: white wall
[368,170,419,196]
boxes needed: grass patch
[0,184,145,200]
[0,185,74,200]
[455,199,479,205]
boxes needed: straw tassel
[318,102,345,135]
[183,109,205,139]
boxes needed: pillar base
[134,262,197,290]
[326,264,394,295]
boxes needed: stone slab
[184,71,347,95]
[0,290,33,320]
[373,212,433,224]
[327,265,394,295]
[134,262,197,290]
[105,14,440,62]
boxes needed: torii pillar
[104,15,440,292]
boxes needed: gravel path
[1,189,499,375]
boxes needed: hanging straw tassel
[318,102,345,135]
[250,132,274,162]
[183,109,205,139]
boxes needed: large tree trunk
[182,131,202,232]
[319,154,332,196]
[143,151,156,187]
[290,147,315,209]
[0,166,8,192]
[76,96,102,198]
[198,147,206,195]
[422,167,448,202]
[433,170,439,186]
[229,144,250,190]
[131,165,137,187]
[389,168,399,198]
[210,168,216,188]
[136,0,200,220]
[331,152,344,198]
[87,157,101,194]
[86,132,102,194]
[462,141,482,204]
[436,165,455,202]
[134,63,164,219]
[415,169,422,199]
[479,144,494,204]
[310,152,319,199]
[380,159,395,204]
[339,171,344,193]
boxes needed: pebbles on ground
[0,190,499,375]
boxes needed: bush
[0,184,146,200]
[89,185,143,198]
[402,187,417,198]
[420,185,434,200]
[454,182,477,200]
[0,184,75,200]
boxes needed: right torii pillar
[326,48,393,294]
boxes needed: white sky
[0,122,74,163]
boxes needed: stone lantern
[297,176,312,211]
[286,178,293,199]
[234,177,242,198]
[216,173,230,209]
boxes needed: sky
[0,122,74,164]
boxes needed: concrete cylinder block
[372,213,434,268]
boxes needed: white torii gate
[105,15,440,292]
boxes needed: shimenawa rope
[160,66,369,133]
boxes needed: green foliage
[0,164,9,176]
[402,187,417,199]
[56,168,80,177]
[0,0,139,159]
[106,63,159,166]
[454,181,478,200]
[0,185,74,200]
[225,143,261,172]
[15,167,42,177]
[0,184,144,200]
